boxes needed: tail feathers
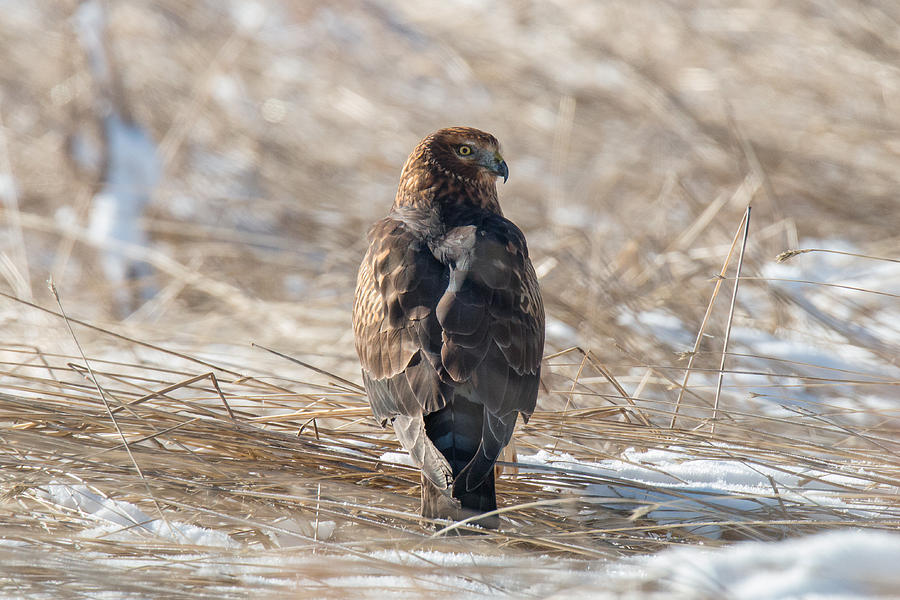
[422,399,502,529]
[423,399,483,475]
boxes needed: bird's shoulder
[355,211,447,331]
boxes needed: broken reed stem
[732,277,899,299]
[47,278,182,542]
[553,351,591,452]
[109,371,221,415]
[670,207,749,428]
[711,206,751,434]
[251,342,366,393]
[583,349,652,427]
[776,248,900,264]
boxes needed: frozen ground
[13,470,900,599]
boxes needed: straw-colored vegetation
[1,1,898,597]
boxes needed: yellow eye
[457,145,473,156]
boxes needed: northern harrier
[353,127,544,528]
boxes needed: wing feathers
[355,214,543,414]
[435,218,543,386]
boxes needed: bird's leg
[421,470,461,524]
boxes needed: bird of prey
[353,127,545,528]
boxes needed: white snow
[270,532,900,598]
[73,1,110,86]
[86,111,160,315]
[381,443,885,539]
[617,309,694,346]
[545,315,579,344]
[612,238,900,412]
[74,0,161,316]
[37,483,236,548]
[0,173,16,201]
[606,529,900,599]
[42,445,894,597]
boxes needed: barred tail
[422,397,499,529]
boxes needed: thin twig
[583,349,652,426]
[251,342,365,393]
[670,208,748,428]
[730,276,899,299]
[712,206,751,434]
[776,248,900,264]
[47,278,183,543]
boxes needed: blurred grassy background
[3,0,897,343]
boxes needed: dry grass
[1,0,899,597]
[0,275,898,596]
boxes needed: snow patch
[37,484,236,548]
[519,447,883,539]
[631,529,900,599]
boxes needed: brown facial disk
[395,127,509,212]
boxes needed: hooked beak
[496,158,509,184]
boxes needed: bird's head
[394,127,509,213]
[422,127,509,186]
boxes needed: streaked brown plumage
[353,127,544,528]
